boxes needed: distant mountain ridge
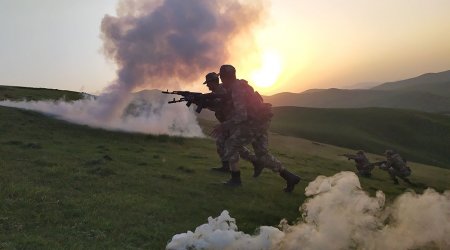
[372,70,450,97]
[343,81,381,89]
[263,70,450,113]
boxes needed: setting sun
[250,50,283,88]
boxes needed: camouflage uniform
[203,74,257,169]
[210,84,257,164]
[221,79,283,172]
[346,151,374,177]
[215,130,256,163]
[381,152,411,184]
[218,64,300,192]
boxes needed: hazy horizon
[2,68,449,96]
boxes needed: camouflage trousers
[216,130,256,163]
[222,123,284,172]
[356,164,374,176]
[388,167,411,180]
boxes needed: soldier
[212,65,301,192]
[380,150,413,185]
[202,72,260,173]
[342,150,375,177]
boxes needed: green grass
[0,106,303,248]
[271,107,450,169]
[1,105,449,248]
[0,85,83,102]
[1,86,450,248]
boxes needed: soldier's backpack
[238,80,273,122]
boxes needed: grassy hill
[0,85,83,102]
[1,86,450,248]
[263,89,450,113]
[199,106,450,169]
[270,106,450,169]
[1,105,449,249]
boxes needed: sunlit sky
[1,0,450,95]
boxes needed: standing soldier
[202,72,261,174]
[213,65,301,192]
[380,150,413,185]
[341,150,375,177]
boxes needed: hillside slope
[1,105,449,249]
[0,85,83,101]
[264,89,450,113]
[3,85,449,168]
[1,86,450,248]
[270,106,450,169]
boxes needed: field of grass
[0,85,83,102]
[271,106,450,169]
[1,86,449,248]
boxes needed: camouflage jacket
[221,79,266,130]
[348,154,370,169]
[386,154,408,171]
[207,84,232,123]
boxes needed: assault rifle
[368,161,387,168]
[162,90,224,113]
[339,154,387,168]
[339,154,355,160]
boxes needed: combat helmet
[384,149,395,156]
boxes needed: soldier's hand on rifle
[339,154,352,160]
[210,124,224,138]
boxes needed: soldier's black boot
[358,172,372,178]
[279,169,300,193]
[223,171,242,187]
[211,161,230,173]
[252,160,265,178]
[393,178,399,185]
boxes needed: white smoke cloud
[166,210,284,250]
[166,172,450,250]
[0,91,203,137]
